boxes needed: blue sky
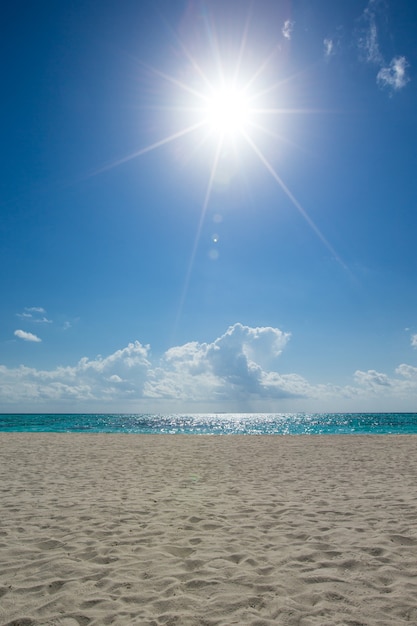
[2,0,417,412]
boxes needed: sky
[1,0,417,413]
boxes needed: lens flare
[83,5,348,330]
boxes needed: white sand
[1,434,417,625]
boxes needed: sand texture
[1,434,417,626]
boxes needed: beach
[1,434,417,626]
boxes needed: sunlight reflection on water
[1,413,417,434]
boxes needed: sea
[1,413,417,435]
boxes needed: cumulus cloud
[377,56,410,91]
[282,20,294,41]
[1,341,150,405]
[14,330,42,343]
[4,323,417,411]
[354,368,392,389]
[147,324,296,404]
[353,365,417,400]
[395,364,417,379]
[2,323,303,409]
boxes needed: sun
[89,5,347,331]
[203,85,253,138]
[92,6,346,292]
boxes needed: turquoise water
[1,413,417,434]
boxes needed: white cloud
[356,0,384,65]
[323,27,345,61]
[14,330,42,343]
[152,323,295,403]
[282,20,294,41]
[1,341,150,406]
[353,365,417,399]
[4,323,417,411]
[354,368,392,389]
[108,374,123,383]
[355,1,410,92]
[395,364,417,379]
[362,22,382,65]
[377,56,410,91]
[17,307,52,324]
[411,334,417,349]
[2,324,299,409]
[16,312,33,320]
[323,38,334,58]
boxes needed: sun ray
[247,118,311,155]
[77,4,353,342]
[86,120,206,180]
[232,4,253,85]
[241,130,348,271]
[174,136,225,335]
[250,107,322,114]
[141,61,209,103]
[240,44,281,95]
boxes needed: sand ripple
[1,434,417,625]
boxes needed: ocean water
[1,413,417,434]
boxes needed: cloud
[354,365,417,399]
[16,312,33,320]
[17,307,52,324]
[282,20,294,41]
[377,56,410,91]
[396,364,417,379]
[354,368,392,389]
[355,1,410,92]
[14,330,42,343]
[356,0,384,65]
[1,324,302,409]
[4,323,417,411]
[323,26,345,61]
[411,334,417,349]
[1,341,150,405]
[323,38,334,58]
[360,21,382,65]
[152,323,295,403]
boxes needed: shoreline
[1,434,417,625]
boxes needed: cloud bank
[3,323,417,412]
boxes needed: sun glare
[204,85,252,137]
[92,4,347,326]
